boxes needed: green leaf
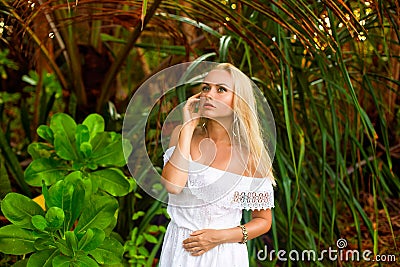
[78,228,105,252]
[69,180,86,229]
[148,225,159,233]
[90,132,127,167]
[27,143,52,160]
[44,180,72,209]
[138,246,149,256]
[50,113,78,160]
[0,225,36,254]
[74,195,118,233]
[13,259,29,267]
[82,114,105,140]
[51,255,73,267]
[37,125,54,144]
[32,215,48,231]
[27,249,59,267]
[86,162,98,170]
[1,193,45,229]
[136,235,144,246]
[89,237,124,265]
[65,231,78,252]
[55,239,73,257]
[24,158,69,186]
[89,168,131,196]
[143,233,158,244]
[45,177,85,230]
[34,237,56,251]
[81,177,98,200]
[80,142,92,158]
[45,207,65,229]
[75,255,99,267]
[63,171,84,185]
[53,254,98,267]
[132,211,145,221]
[75,124,90,157]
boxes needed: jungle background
[0,0,399,266]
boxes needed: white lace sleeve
[187,166,275,211]
[229,177,275,210]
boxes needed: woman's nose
[202,88,215,98]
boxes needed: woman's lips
[203,103,215,108]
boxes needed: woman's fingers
[191,249,205,256]
[182,93,203,128]
[189,92,202,99]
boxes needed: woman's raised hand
[182,92,202,130]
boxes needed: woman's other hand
[182,229,224,256]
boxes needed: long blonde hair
[212,63,275,185]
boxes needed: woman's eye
[218,87,227,93]
[201,86,210,91]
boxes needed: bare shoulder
[168,124,182,148]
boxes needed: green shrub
[25,113,134,197]
[0,113,134,266]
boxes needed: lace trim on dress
[163,146,275,210]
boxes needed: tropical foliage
[0,0,399,266]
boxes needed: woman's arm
[182,209,272,256]
[161,124,193,194]
[161,92,201,194]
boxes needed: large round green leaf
[0,225,36,255]
[89,168,131,196]
[1,193,45,229]
[24,158,69,186]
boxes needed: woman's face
[199,69,234,119]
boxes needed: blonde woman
[159,63,275,266]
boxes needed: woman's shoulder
[168,125,182,148]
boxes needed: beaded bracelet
[238,225,248,244]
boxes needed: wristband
[238,225,248,244]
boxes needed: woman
[159,63,275,266]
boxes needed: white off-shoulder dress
[158,146,275,267]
